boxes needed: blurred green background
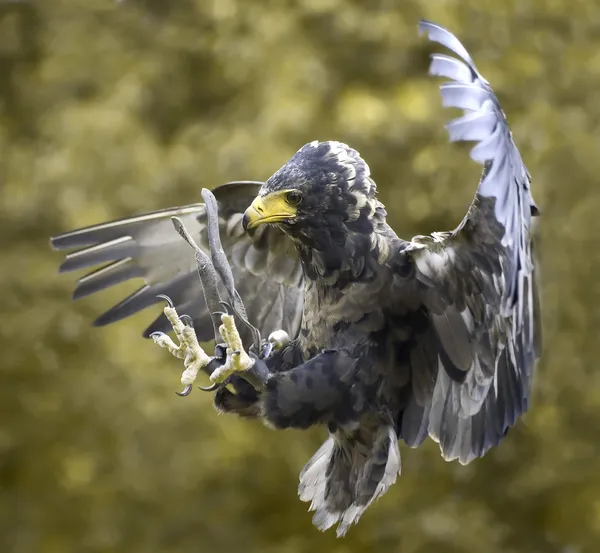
[2,1,600,552]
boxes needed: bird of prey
[51,21,541,537]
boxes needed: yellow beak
[242,192,298,230]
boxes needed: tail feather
[298,424,401,537]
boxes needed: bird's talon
[198,382,221,392]
[156,294,174,308]
[219,300,234,314]
[180,314,194,327]
[176,384,193,397]
[262,342,274,359]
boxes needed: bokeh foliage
[2,1,600,552]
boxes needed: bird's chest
[298,284,340,355]
[299,277,422,416]
[298,275,390,358]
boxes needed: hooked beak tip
[242,205,261,231]
[242,211,251,231]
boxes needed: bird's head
[242,141,383,251]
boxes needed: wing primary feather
[73,258,144,299]
[446,111,498,142]
[419,20,477,66]
[50,205,205,250]
[93,284,159,326]
[439,83,490,112]
[429,54,475,83]
[93,271,198,326]
[59,236,137,272]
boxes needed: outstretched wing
[51,181,304,343]
[400,21,541,464]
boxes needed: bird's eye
[286,191,303,206]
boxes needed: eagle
[51,22,541,537]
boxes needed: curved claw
[176,384,193,397]
[198,382,221,392]
[156,294,174,308]
[180,314,194,327]
[219,300,233,315]
[262,341,274,359]
[150,331,166,339]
